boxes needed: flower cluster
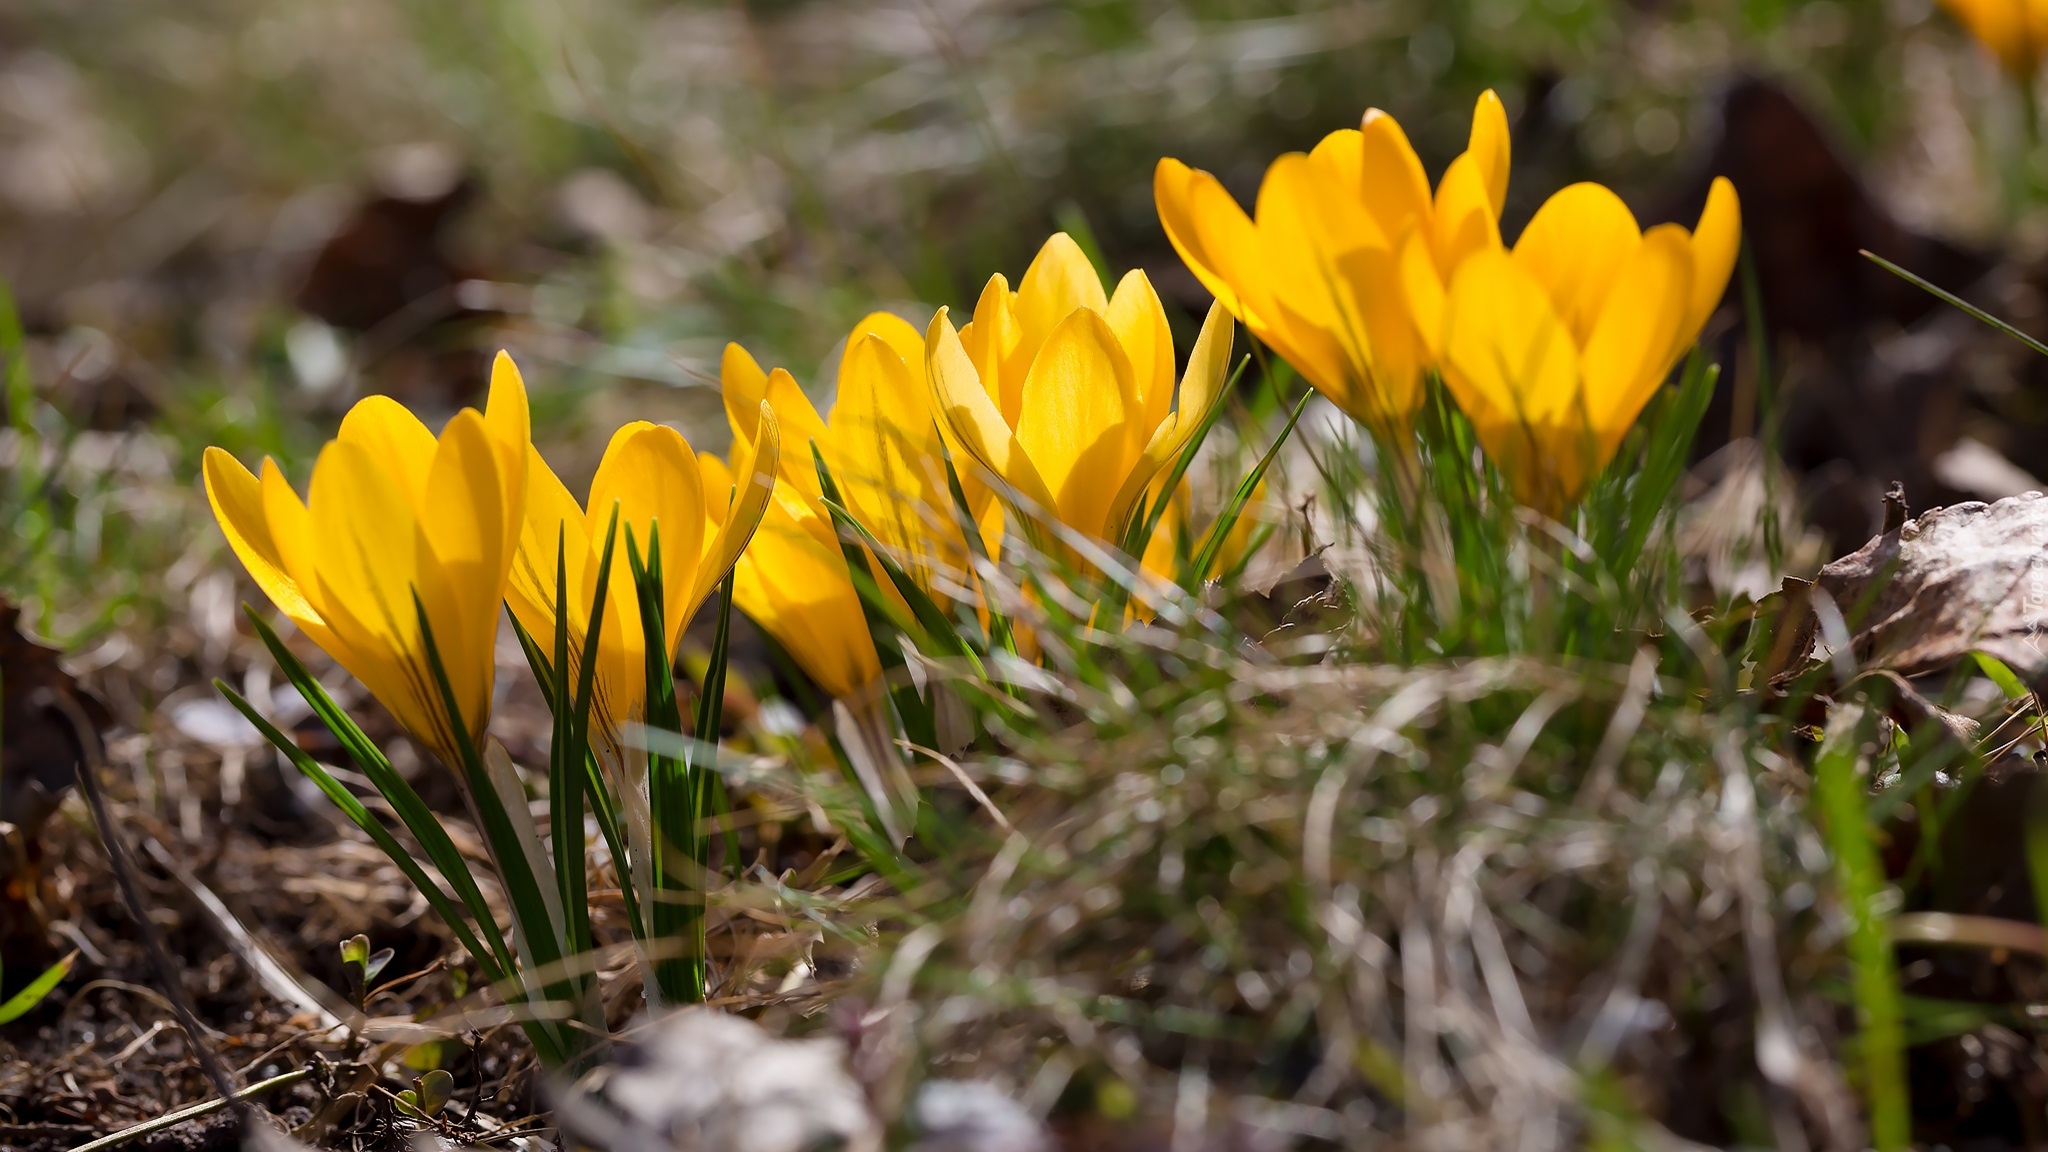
[1158,90,1739,514]
[203,90,1744,1029]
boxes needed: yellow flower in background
[204,353,532,767]
[1155,91,1510,434]
[713,312,978,702]
[1938,0,2048,79]
[1433,178,1742,515]
[505,404,780,751]
[925,232,1234,548]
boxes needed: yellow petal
[830,329,956,587]
[1683,176,1742,338]
[589,421,706,645]
[1581,224,1694,458]
[1254,153,1377,405]
[720,342,770,455]
[1012,308,1140,539]
[1510,182,1642,345]
[1155,158,1268,329]
[1430,152,1503,274]
[203,448,333,643]
[1108,300,1234,541]
[507,445,596,663]
[960,273,1023,423]
[925,308,1058,516]
[698,452,735,529]
[260,459,328,619]
[1013,232,1109,351]
[1466,89,1512,217]
[1441,248,1586,513]
[484,352,533,588]
[732,496,878,701]
[304,437,446,756]
[1304,129,1384,251]
[763,366,826,499]
[1258,152,1423,430]
[1400,228,1448,361]
[1357,110,1433,247]
[417,408,506,741]
[1105,269,1177,436]
[336,396,436,509]
[691,401,780,621]
[1941,0,2042,76]
[850,310,926,366]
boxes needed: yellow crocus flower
[504,403,780,752]
[203,353,532,767]
[1154,91,1511,434]
[1938,0,2048,79]
[924,232,1234,549]
[712,311,976,702]
[1432,178,1742,515]
[710,315,964,845]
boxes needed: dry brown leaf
[0,597,109,974]
[0,598,104,834]
[1808,491,2048,690]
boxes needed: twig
[66,1068,311,1152]
[55,690,250,1126]
[1892,912,2048,956]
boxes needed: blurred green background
[0,0,2024,644]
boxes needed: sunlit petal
[926,308,1057,515]
[960,273,1023,423]
[1441,248,1586,513]
[1510,182,1642,345]
[1105,269,1177,436]
[590,421,705,647]
[1684,176,1743,338]
[417,409,506,742]
[690,402,780,623]
[1582,224,1694,455]
[203,448,330,642]
[1466,89,1512,217]
[719,343,771,455]
[1013,232,1109,350]
[336,396,436,509]
[1012,308,1139,538]
[1430,153,1503,273]
[1155,159,1267,329]
[1108,300,1234,539]
[484,351,532,587]
[1356,109,1433,245]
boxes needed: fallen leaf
[0,599,103,834]
[1802,491,2048,692]
[0,598,109,983]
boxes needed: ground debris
[0,597,103,835]
[1808,490,2048,689]
[559,1009,879,1152]
[1,596,108,984]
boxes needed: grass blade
[509,611,642,944]
[0,950,72,1024]
[812,443,933,750]
[244,609,519,979]
[1815,702,1909,1149]
[412,593,583,1066]
[1125,353,1251,559]
[628,522,707,1004]
[694,573,744,894]
[1183,388,1310,589]
[214,681,510,990]
[1863,249,2048,359]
